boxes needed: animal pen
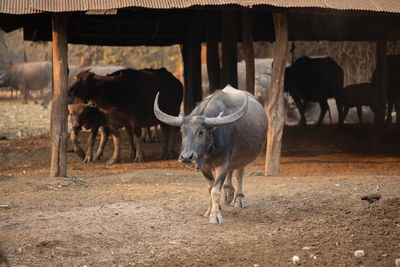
[1,1,400,177]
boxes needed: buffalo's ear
[83,71,95,81]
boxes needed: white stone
[395,258,400,267]
[354,250,365,257]
[292,255,300,265]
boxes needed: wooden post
[182,12,202,114]
[265,13,288,176]
[50,13,69,177]
[221,10,238,88]
[206,11,221,94]
[242,10,255,95]
[376,40,387,126]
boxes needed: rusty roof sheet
[1,0,400,14]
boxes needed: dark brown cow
[69,68,183,163]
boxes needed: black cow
[285,56,344,126]
[69,68,183,163]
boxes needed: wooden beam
[242,10,255,95]
[206,11,221,94]
[265,12,288,176]
[182,13,202,114]
[221,10,238,88]
[50,13,69,177]
[375,40,387,126]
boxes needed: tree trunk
[265,12,288,176]
[50,13,69,177]
[182,12,202,115]
[206,11,221,94]
[221,10,238,88]
[376,40,387,126]
[242,10,255,95]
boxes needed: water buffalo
[336,83,381,125]
[285,56,344,126]
[69,67,183,163]
[0,61,52,104]
[154,85,268,224]
[372,55,400,124]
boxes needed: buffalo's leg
[234,168,247,208]
[160,124,171,159]
[83,127,99,163]
[125,125,136,160]
[133,126,145,162]
[395,103,400,125]
[356,105,363,125]
[21,86,28,104]
[151,126,159,142]
[223,171,235,205]
[106,129,121,165]
[209,161,229,224]
[387,103,393,123]
[201,168,215,218]
[292,96,306,126]
[342,107,349,124]
[70,130,85,159]
[93,127,110,161]
[317,100,329,125]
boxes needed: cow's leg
[208,161,229,224]
[356,105,363,125]
[317,100,329,125]
[234,168,247,208]
[151,125,159,142]
[160,124,170,159]
[83,127,98,163]
[342,107,349,124]
[70,130,85,159]
[133,126,145,162]
[93,126,109,161]
[395,103,400,125]
[336,99,345,126]
[223,171,235,205]
[125,125,136,160]
[106,129,121,165]
[201,168,215,218]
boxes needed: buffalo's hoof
[82,155,92,164]
[234,194,248,209]
[106,158,120,165]
[209,212,224,224]
[223,185,235,205]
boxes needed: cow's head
[68,103,89,131]
[0,71,11,87]
[68,70,99,102]
[154,92,248,170]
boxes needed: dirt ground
[1,98,400,266]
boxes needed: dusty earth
[1,97,400,266]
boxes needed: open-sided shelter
[1,0,400,177]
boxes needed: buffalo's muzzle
[178,151,198,164]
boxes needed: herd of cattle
[2,56,400,224]
[1,55,400,164]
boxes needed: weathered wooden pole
[50,13,69,177]
[242,10,255,95]
[221,10,238,88]
[376,40,387,125]
[265,12,288,176]
[182,12,202,114]
[206,11,221,93]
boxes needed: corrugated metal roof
[1,0,400,14]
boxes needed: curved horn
[154,92,183,127]
[204,94,248,128]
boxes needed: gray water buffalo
[69,67,183,163]
[154,85,268,224]
[336,83,381,125]
[0,61,52,104]
[285,56,344,126]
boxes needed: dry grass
[0,94,50,139]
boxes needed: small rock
[354,250,365,257]
[310,254,317,260]
[17,247,23,253]
[395,258,400,267]
[292,255,300,265]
